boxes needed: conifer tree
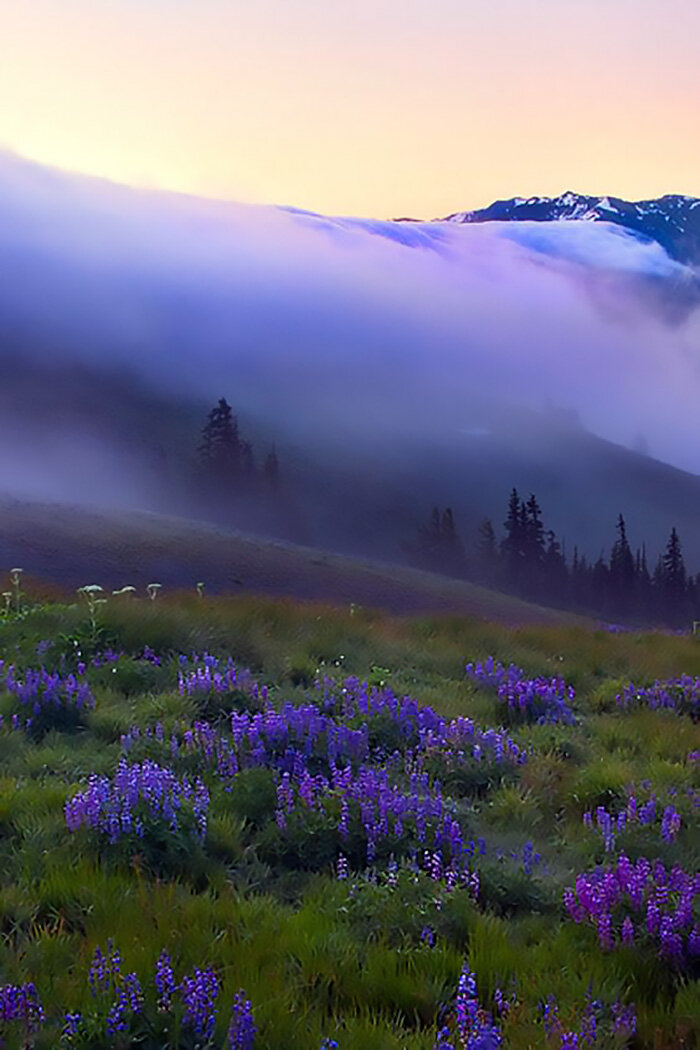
[543,528,568,601]
[198,397,241,481]
[523,493,546,570]
[609,513,636,612]
[501,488,526,583]
[414,506,466,575]
[440,507,467,572]
[658,526,687,624]
[635,544,652,619]
[476,517,499,582]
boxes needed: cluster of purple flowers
[0,981,44,1039]
[122,666,526,802]
[418,849,481,900]
[171,680,524,789]
[63,940,142,1042]
[616,675,700,718]
[434,963,502,1049]
[226,990,257,1050]
[540,990,636,1048]
[60,944,257,1047]
[314,675,528,765]
[177,652,269,704]
[563,854,700,965]
[277,760,465,866]
[105,972,143,1036]
[582,790,685,851]
[0,661,95,722]
[465,659,576,725]
[464,658,525,691]
[180,967,219,1041]
[87,648,123,667]
[120,671,526,875]
[65,758,210,845]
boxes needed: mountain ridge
[435,191,700,267]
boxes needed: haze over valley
[1,152,700,593]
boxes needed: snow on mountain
[438,191,700,268]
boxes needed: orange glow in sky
[2,0,699,216]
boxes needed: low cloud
[1,149,699,480]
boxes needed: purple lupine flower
[541,995,560,1039]
[565,855,698,968]
[0,981,44,1034]
[179,967,219,1041]
[611,1002,636,1037]
[420,926,436,948]
[89,941,121,997]
[434,1026,455,1050]
[336,854,349,881]
[155,950,176,1011]
[453,963,502,1049]
[226,990,257,1050]
[66,759,209,846]
[62,1011,82,1039]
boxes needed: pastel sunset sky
[2,0,699,216]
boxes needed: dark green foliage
[422,750,517,798]
[90,657,166,698]
[228,767,278,828]
[476,860,558,918]
[335,868,476,949]
[24,703,88,742]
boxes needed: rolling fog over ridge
[1,150,700,578]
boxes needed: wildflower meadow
[0,571,697,1048]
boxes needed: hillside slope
[0,497,591,626]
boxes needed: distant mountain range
[436,191,700,268]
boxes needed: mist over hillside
[1,151,700,580]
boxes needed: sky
[2,0,700,216]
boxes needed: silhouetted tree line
[411,489,700,628]
[197,398,279,493]
[404,506,469,576]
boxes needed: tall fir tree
[543,528,568,602]
[476,517,499,582]
[414,506,466,575]
[609,513,636,613]
[501,488,526,583]
[522,492,546,594]
[658,526,687,624]
[198,397,242,481]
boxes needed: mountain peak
[438,191,700,266]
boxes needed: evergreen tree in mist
[501,488,526,583]
[543,528,568,602]
[523,492,546,595]
[656,526,688,625]
[198,398,241,484]
[476,517,499,583]
[609,513,636,614]
[405,484,699,630]
[412,506,467,576]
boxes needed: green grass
[0,582,697,1048]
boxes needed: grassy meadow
[0,572,697,1049]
